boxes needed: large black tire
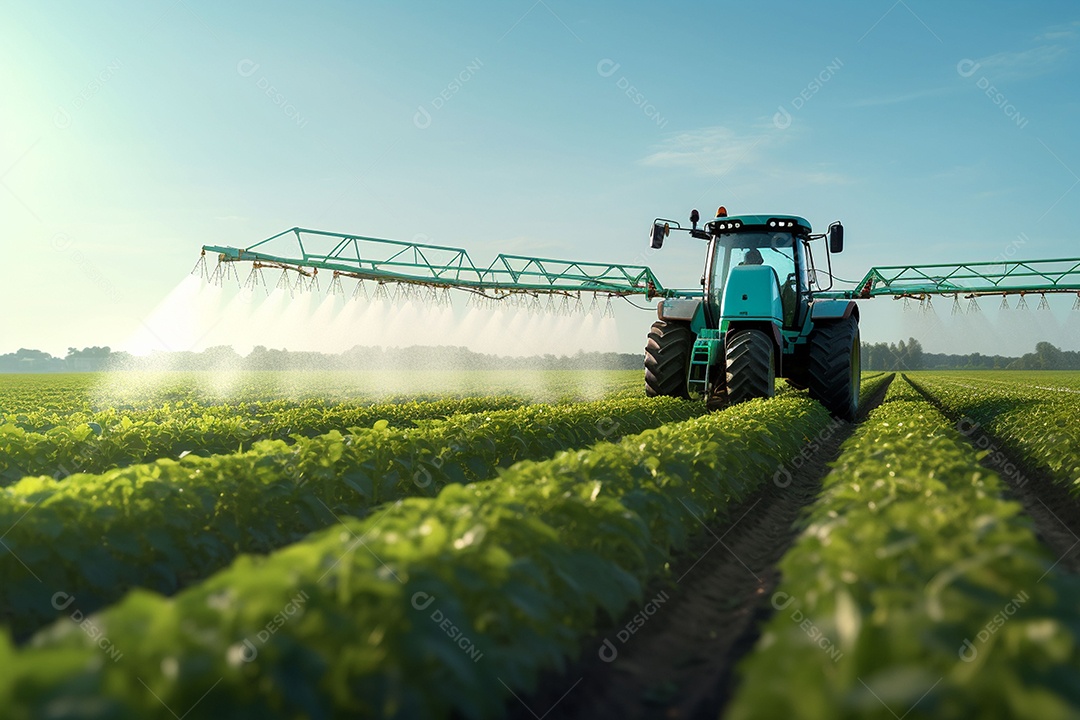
[645,321,692,399]
[725,330,775,405]
[807,317,861,421]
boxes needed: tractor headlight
[767,219,797,229]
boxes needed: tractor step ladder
[687,329,722,395]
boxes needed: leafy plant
[0,396,700,639]
[0,395,831,719]
[907,372,1080,494]
[728,376,1080,720]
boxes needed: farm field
[1,370,1078,719]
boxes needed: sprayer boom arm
[202,227,670,297]
[200,227,1080,303]
[816,257,1080,300]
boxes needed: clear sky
[2,1,1078,357]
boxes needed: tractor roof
[709,214,813,233]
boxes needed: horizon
[1,334,1067,364]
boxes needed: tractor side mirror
[689,209,700,230]
[828,222,844,253]
[650,222,669,249]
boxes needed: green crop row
[0,394,830,719]
[906,373,1080,495]
[0,396,700,640]
[879,372,922,401]
[859,372,895,404]
[727,376,1080,720]
[0,395,530,484]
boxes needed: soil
[506,377,894,720]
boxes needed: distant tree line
[0,345,645,373]
[861,339,1080,371]
[1007,342,1080,370]
[4,341,1079,374]
[862,339,926,371]
[0,347,123,373]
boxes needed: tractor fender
[809,300,859,323]
[657,297,703,323]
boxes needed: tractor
[644,208,860,420]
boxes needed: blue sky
[2,1,1079,356]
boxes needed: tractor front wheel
[725,330,775,405]
[807,317,861,421]
[645,321,692,399]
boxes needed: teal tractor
[645,208,860,420]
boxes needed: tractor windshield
[709,232,800,325]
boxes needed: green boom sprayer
[195,215,1080,420]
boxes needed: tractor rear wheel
[725,330,775,405]
[807,317,860,421]
[645,321,692,399]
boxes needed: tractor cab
[706,224,808,329]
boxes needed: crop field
[1,369,1079,719]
